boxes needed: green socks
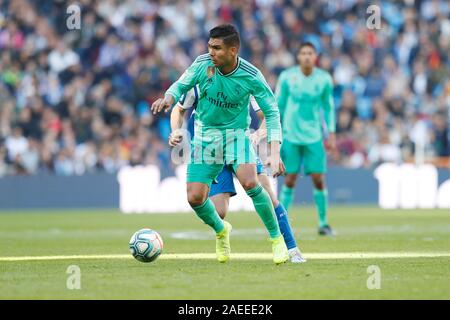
[313,188,329,228]
[191,187,327,235]
[279,185,294,211]
[192,198,225,233]
[246,184,281,239]
[280,185,329,228]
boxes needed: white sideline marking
[1,252,450,262]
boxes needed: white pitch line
[1,252,450,262]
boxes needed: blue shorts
[209,165,237,197]
[209,155,265,198]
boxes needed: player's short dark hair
[209,24,240,49]
[299,42,317,52]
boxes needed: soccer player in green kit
[276,42,336,236]
[151,24,289,264]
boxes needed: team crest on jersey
[234,84,242,95]
[207,66,215,78]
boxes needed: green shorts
[187,130,256,186]
[281,139,327,175]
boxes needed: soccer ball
[129,228,163,263]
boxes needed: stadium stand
[0,0,449,176]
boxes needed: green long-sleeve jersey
[166,54,282,143]
[275,66,335,145]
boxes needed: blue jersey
[177,85,199,138]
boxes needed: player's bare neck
[219,57,239,75]
[300,66,314,77]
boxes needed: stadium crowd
[0,0,449,176]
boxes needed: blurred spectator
[5,127,28,162]
[430,112,450,157]
[48,40,80,74]
[368,130,402,165]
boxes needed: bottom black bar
[0,300,445,318]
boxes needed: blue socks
[274,203,297,250]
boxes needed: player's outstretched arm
[168,104,186,147]
[162,55,205,114]
[249,106,284,177]
[275,71,289,120]
[322,74,336,152]
[252,72,282,143]
[252,72,283,177]
[152,55,204,114]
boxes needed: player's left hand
[324,133,336,152]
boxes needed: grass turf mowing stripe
[1,252,450,262]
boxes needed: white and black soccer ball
[129,229,164,263]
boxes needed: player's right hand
[151,95,174,114]
[272,157,286,178]
[168,129,183,147]
[266,156,286,178]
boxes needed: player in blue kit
[170,85,306,263]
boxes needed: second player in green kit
[276,42,337,236]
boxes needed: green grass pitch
[0,207,449,299]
